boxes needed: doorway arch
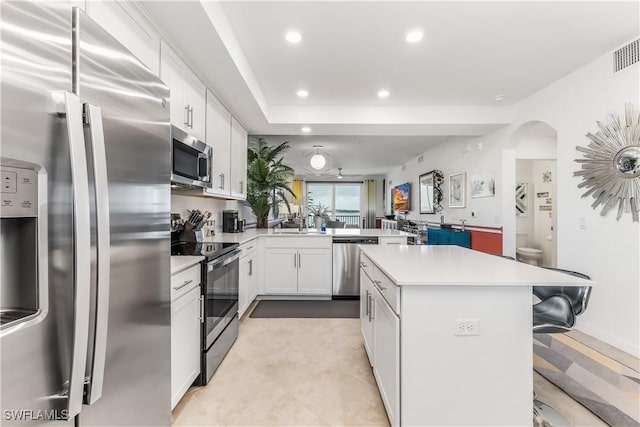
[502,121,558,265]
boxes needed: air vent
[614,39,639,73]
[418,155,424,163]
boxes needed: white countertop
[203,228,413,244]
[170,256,204,275]
[361,245,594,287]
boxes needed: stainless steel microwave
[171,125,212,189]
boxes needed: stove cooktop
[171,241,239,261]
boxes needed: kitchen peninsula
[359,244,594,427]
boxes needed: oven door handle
[223,251,241,265]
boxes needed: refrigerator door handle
[84,103,111,405]
[56,91,92,418]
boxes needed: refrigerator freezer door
[1,2,80,425]
[73,8,171,426]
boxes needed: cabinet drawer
[264,236,331,249]
[360,253,374,279]
[379,236,407,245]
[171,264,201,301]
[240,240,258,258]
[372,266,400,315]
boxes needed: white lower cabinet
[360,271,374,364]
[360,260,400,427]
[371,286,400,427]
[171,282,201,410]
[239,244,258,317]
[263,238,332,296]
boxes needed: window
[307,182,362,225]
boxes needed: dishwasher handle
[332,237,379,244]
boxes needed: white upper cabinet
[87,1,159,75]
[185,74,206,141]
[230,117,248,199]
[205,90,232,197]
[160,42,206,141]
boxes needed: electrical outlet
[454,319,479,336]
[471,211,478,218]
[579,217,587,229]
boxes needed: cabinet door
[297,249,332,295]
[171,286,201,409]
[238,257,250,317]
[264,249,298,294]
[372,292,400,427]
[205,90,231,197]
[360,272,374,365]
[185,72,206,141]
[248,256,258,303]
[86,1,159,74]
[230,117,248,199]
[160,42,187,131]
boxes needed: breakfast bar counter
[358,245,593,427]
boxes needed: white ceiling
[220,1,638,108]
[251,135,447,176]
[141,1,638,175]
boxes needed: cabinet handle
[189,106,194,128]
[373,280,386,291]
[360,262,368,268]
[370,297,375,321]
[294,253,297,268]
[248,259,253,276]
[365,289,370,316]
[298,253,301,268]
[219,173,225,189]
[240,180,244,194]
[387,242,402,245]
[173,279,193,291]
[199,295,205,323]
[184,105,190,127]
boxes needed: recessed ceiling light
[301,126,311,133]
[493,94,505,102]
[285,31,302,44]
[406,30,423,43]
[297,89,308,98]
[377,89,390,98]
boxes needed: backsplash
[171,194,240,234]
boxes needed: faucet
[460,219,467,231]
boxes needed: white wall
[386,132,508,226]
[387,43,640,356]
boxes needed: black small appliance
[222,210,240,233]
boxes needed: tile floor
[173,311,612,427]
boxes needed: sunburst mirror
[574,103,640,221]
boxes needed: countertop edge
[170,256,205,275]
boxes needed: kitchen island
[203,227,413,244]
[359,244,593,427]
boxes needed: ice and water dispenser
[0,162,42,329]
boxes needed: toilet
[516,247,544,265]
[516,232,544,266]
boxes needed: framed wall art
[449,172,466,208]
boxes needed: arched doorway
[503,121,558,267]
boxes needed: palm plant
[246,138,296,228]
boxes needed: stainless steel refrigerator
[1,2,171,425]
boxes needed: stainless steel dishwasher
[332,236,379,298]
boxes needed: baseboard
[257,295,332,301]
[576,322,640,358]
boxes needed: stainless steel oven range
[171,241,240,385]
